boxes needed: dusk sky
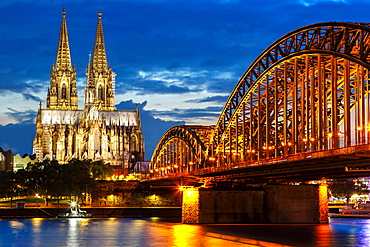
[0,0,369,158]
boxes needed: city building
[0,147,13,172]
[13,154,36,172]
[33,9,145,176]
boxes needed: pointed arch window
[98,85,103,100]
[61,84,67,99]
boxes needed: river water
[0,217,369,246]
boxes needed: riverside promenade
[0,206,181,219]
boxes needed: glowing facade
[33,9,144,172]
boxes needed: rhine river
[0,217,369,246]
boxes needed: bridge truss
[150,22,370,181]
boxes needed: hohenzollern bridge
[150,22,370,184]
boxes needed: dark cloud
[23,94,42,102]
[5,108,37,124]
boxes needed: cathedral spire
[92,10,108,71]
[55,7,72,70]
[84,10,115,111]
[46,8,78,110]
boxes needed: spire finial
[98,9,102,19]
[62,7,66,16]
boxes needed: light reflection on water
[0,218,370,246]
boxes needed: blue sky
[0,0,368,159]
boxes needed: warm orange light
[357,126,362,131]
[337,132,342,136]
[262,146,267,150]
[161,167,165,171]
[327,133,333,138]
[189,162,194,165]
[174,165,179,168]
[251,149,256,153]
[303,138,308,142]
[310,137,315,142]
[167,166,171,169]
[150,170,154,173]
[287,142,292,146]
[155,169,159,172]
[281,142,285,146]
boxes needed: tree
[328,178,365,204]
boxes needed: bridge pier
[182,184,328,224]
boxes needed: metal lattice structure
[150,22,370,179]
[150,125,213,176]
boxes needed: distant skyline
[1,0,369,158]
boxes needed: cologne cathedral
[33,9,145,175]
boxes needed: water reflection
[1,218,370,246]
[67,218,80,246]
[172,224,203,247]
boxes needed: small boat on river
[57,202,92,218]
[329,202,370,218]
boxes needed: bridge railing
[190,144,370,177]
[148,144,370,180]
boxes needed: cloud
[152,106,223,119]
[5,108,37,124]
[23,93,42,102]
[115,100,185,159]
[185,95,229,104]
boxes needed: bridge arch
[150,125,214,176]
[210,22,370,162]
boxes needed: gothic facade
[33,9,145,174]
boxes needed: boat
[57,202,92,218]
[329,202,370,218]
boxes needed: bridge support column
[264,184,328,224]
[181,184,328,224]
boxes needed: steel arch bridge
[150,22,370,181]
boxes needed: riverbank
[0,206,182,219]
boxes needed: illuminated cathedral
[33,9,145,175]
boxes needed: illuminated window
[61,84,67,99]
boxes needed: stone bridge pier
[182,184,328,224]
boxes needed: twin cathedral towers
[33,9,145,174]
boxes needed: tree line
[0,159,113,206]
